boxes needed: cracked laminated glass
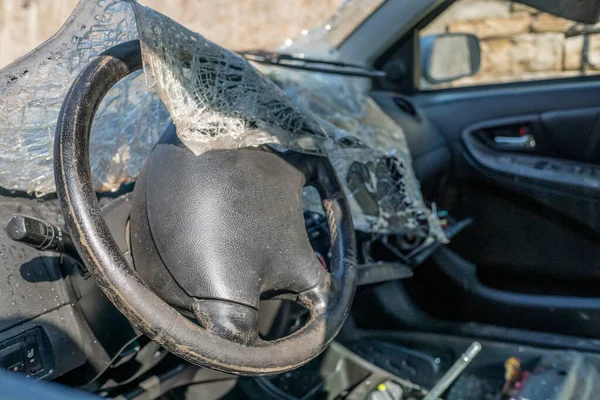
[0,0,446,243]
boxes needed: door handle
[493,133,536,151]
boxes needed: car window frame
[411,0,600,93]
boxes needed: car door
[370,0,600,338]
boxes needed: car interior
[1,0,600,399]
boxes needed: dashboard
[0,92,449,383]
[0,195,140,382]
[0,197,88,379]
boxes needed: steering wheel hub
[132,144,328,344]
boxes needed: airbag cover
[144,145,325,309]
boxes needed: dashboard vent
[393,97,418,117]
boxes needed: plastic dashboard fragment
[0,0,446,242]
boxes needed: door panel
[371,78,600,337]
[541,107,600,162]
[414,79,600,263]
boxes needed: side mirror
[420,33,481,85]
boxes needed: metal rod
[422,341,482,400]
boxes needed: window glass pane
[420,0,600,90]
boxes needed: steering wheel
[54,41,357,375]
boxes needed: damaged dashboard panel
[0,0,446,243]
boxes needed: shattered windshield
[0,0,446,242]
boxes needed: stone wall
[0,0,342,68]
[421,0,600,88]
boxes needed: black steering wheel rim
[54,40,357,375]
